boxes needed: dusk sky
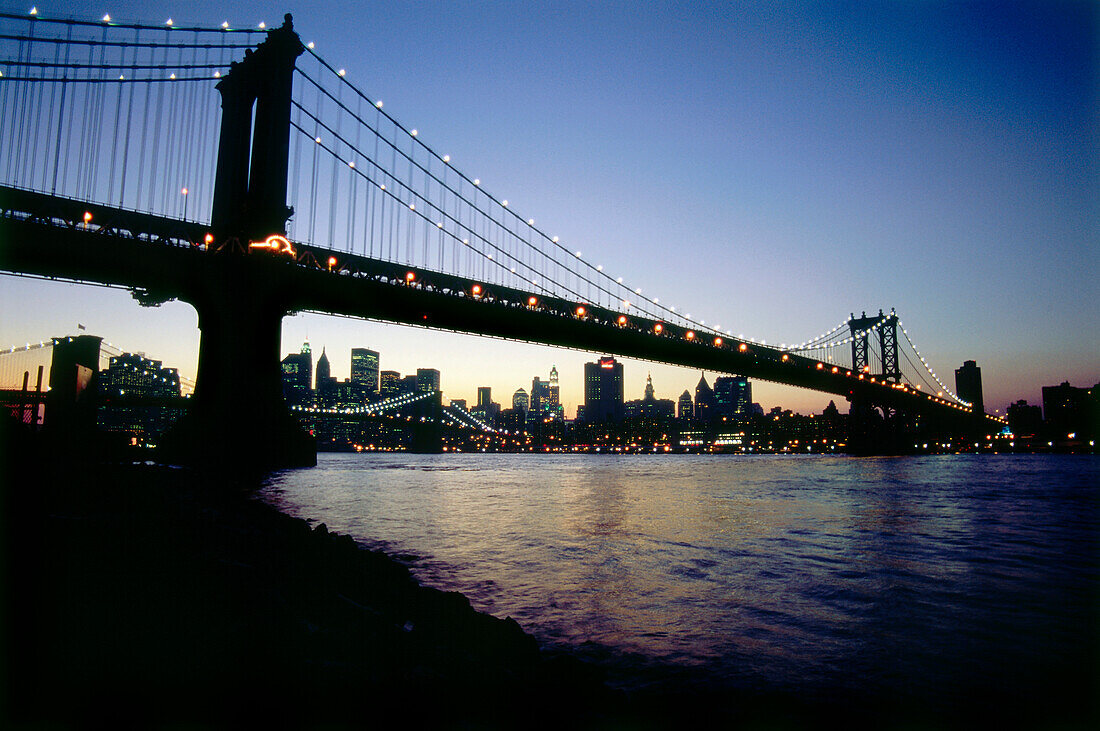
[1,1,1096,416]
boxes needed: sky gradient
[1,1,1096,417]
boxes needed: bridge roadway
[0,186,994,429]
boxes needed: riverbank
[2,454,622,728]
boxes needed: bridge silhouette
[0,11,1001,467]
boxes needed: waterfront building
[350,348,379,401]
[955,360,985,415]
[583,356,624,422]
[97,350,183,443]
[1041,381,1095,439]
[99,352,181,399]
[1007,400,1042,439]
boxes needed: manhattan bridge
[0,11,1003,467]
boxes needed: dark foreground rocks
[2,455,618,729]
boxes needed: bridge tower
[164,15,313,470]
[848,309,900,383]
[847,309,907,453]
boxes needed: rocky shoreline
[3,453,624,729]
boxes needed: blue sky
[1,1,1096,416]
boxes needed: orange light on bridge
[617,315,628,326]
[713,337,723,347]
[831,366,838,373]
[204,233,214,245]
[738,343,748,352]
[83,211,92,224]
[575,305,586,317]
[249,234,296,257]
[405,271,416,282]
[653,323,663,334]
[528,296,538,307]
[327,256,337,269]
[816,363,824,370]
[782,353,789,361]
[472,284,483,297]
[686,331,695,340]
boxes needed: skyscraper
[513,388,529,412]
[549,365,560,416]
[315,347,336,407]
[530,377,549,415]
[477,387,492,410]
[379,370,401,400]
[694,373,715,422]
[280,341,313,408]
[954,360,984,415]
[417,368,440,394]
[583,356,624,422]
[350,348,379,401]
[714,376,752,418]
[678,390,693,421]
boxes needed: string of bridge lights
[300,44,769,342]
[897,319,968,407]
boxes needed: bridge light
[443,155,450,162]
[575,306,586,317]
[474,179,480,185]
[348,161,355,168]
[653,323,663,334]
[204,233,214,245]
[374,99,382,108]
[527,218,535,225]
[29,7,37,15]
[528,296,538,307]
[437,222,443,228]
[472,284,482,296]
[222,21,230,29]
[782,353,789,361]
[739,343,748,352]
[328,256,337,269]
[165,18,173,26]
[618,315,628,326]
[409,203,415,210]
[406,271,416,282]
[338,69,346,77]
[315,136,322,143]
[214,71,221,78]
[259,21,266,29]
[831,366,838,373]
[712,337,723,347]
[596,265,603,272]
[169,73,176,80]
[686,331,695,340]
[410,129,418,136]
[501,199,508,206]
[102,14,110,22]
[83,211,92,224]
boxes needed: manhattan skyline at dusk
[0,0,1095,416]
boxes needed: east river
[261,453,1098,709]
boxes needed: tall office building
[417,368,440,394]
[694,373,715,422]
[583,356,624,422]
[530,377,549,414]
[714,376,752,418]
[477,387,492,410]
[513,388,529,412]
[315,347,337,407]
[549,365,560,415]
[99,353,181,398]
[379,370,401,400]
[280,341,313,408]
[350,348,380,401]
[678,390,693,421]
[954,360,984,415]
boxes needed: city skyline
[1,1,1095,416]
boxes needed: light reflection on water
[261,453,1099,700]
